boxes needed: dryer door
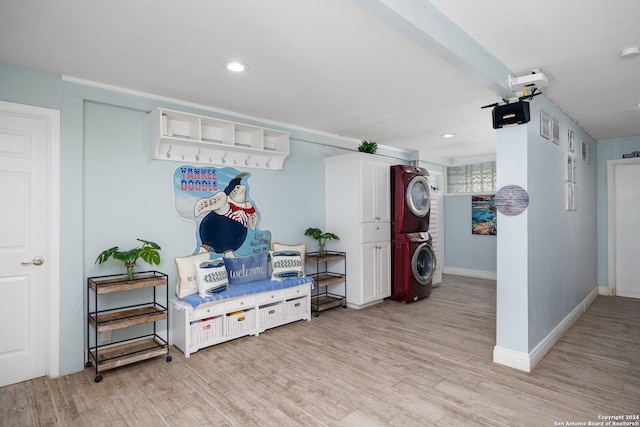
[411,242,436,285]
[405,175,431,218]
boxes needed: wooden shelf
[89,337,168,372]
[88,271,167,294]
[306,253,345,263]
[311,272,346,288]
[89,305,168,332]
[311,295,345,312]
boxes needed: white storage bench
[171,277,313,357]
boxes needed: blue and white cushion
[223,252,269,285]
[271,251,304,281]
[194,258,229,297]
[175,251,211,298]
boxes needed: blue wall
[596,137,640,287]
[444,194,496,274]
[524,96,597,349]
[495,94,598,357]
[2,61,415,375]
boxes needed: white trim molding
[599,285,613,296]
[443,266,496,281]
[607,157,640,296]
[493,346,531,372]
[493,286,599,372]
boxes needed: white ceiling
[1,0,639,161]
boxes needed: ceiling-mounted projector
[508,71,548,92]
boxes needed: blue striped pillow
[271,251,303,281]
[194,258,229,297]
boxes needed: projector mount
[480,87,542,110]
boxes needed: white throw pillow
[194,258,229,297]
[175,252,211,298]
[272,242,306,275]
[271,251,304,281]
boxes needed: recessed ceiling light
[620,47,640,59]
[224,61,249,72]
[441,133,455,138]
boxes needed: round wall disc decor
[494,185,529,216]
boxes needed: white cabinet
[361,162,391,223]
[325,153,397,309]
[361,241,391,305]
[149,108,290,170]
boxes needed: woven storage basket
[285,297,307,319]
[260,302,284,329]
[190,316,223,345]
[226,309,255,336]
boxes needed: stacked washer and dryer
[390,165,437,303]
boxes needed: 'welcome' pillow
[194,258,229,297]
[271,251,304,281]
[223,252,269,285]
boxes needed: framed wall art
[581,140,591,164]
[567,129,575,153]
[566,155,576,183]
[540,110,551,140]
[551,117,560,145]
[565,182,577,211]
[471,195,497,235]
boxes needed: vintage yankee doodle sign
[172,165,271,257]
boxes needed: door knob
[21,257,45,266]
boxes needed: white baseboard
[443,266,496,280]
[599,285,613,296]
[493,346,531,372]
[493,286,599,372]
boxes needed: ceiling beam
[351,0,513,99]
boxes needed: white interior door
[0,102,56,387]
[609,159,640,299]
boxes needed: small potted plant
[304,227,339,258]
[357,140,378,154]
[95,238,162,281]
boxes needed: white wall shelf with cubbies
[149,108,290,170]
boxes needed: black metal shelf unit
[86,270,171,383]
[306,251,347,317]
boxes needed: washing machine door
[411,242,436,285]
[405,175,431,218]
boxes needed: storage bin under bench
[171,277,313,357]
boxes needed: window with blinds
[446,161,496,194]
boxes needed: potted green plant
[304,227,339,258]
[357,140,378,154]
[95,238,161,281]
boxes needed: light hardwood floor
[2,275,639,426]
